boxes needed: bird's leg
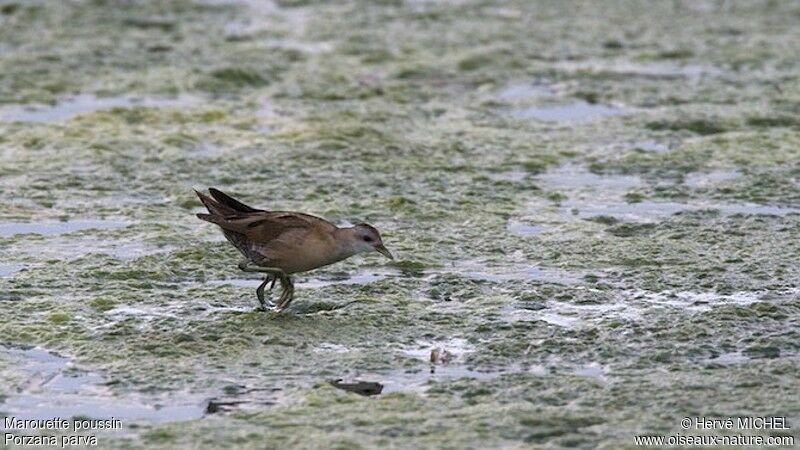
[275,276,295,312]
[255,275,274,311]
[237,262,288,311]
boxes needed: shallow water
[635,289,765,311]
[707,352,751,365]
[496,83,554,100]
[554,60,722,80]
[0,220,130,237]
[633,139,672,153]
[535,164,642,189]
[368,365,511,394]
[0,263,23,277]
[441,261,583,285]
[506,219,543,235]
[1,0,799,448]
[558,198,800,221]
[684,169,740,187]
[0,95,201,122]
[360,359,609,394]
[512,100,630,122]
[10,238,172,261]
[0,346,206,426]
[503,297,635,329]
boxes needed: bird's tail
[208,188,262,213]
[195,188,236,217]
[196,211,226,225]
[195,188,264,224]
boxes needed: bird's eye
[363,236,373,242]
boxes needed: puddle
[203,383,284,414]
[358,359,607,394]
[706,352,751,365]
[100,300,256,331]
[512,101,631,122]
[527,364,548,376]
[0,345,206,425]
[105,305,181,324]
[0,264,23,277]
[313,343,350,354]
[553,60,721,80]
[363,365,509,394]
[635,290,762,311]
[536,164,642,190]
[200,0,278,14]
[556,199,800,222]
[255,100,275,118]
[505,288,796,331]
[23,239,172,261]
[0,220,130,237]
[633,139,673,153]
[507,220,543,235]
[563,199,690,221]
[405,0,469,11]
[496,83,553,100]
[488,170,528,182]
[538,312,585,328]
[572,362,607,379]
[502,298,637,329]
[444,261,582,285]
[0,95,201,123]
[191,142,223,158]
[259,38,333,53]
[684,170,740,187]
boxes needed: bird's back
[195,189,342,272]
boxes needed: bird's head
[345,223,393,259]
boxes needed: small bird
[195,188,393,311]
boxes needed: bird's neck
[332,227,361,259]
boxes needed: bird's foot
[275,283,295,311]
[255,297,277,312]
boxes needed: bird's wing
[207,211,336,244]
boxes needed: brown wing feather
[206,211,337,244]
[243,213,313,243]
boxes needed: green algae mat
[1,0,799,449]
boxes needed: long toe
[276,288,289,308]
[273,292,288,312]
[277,287,295,311]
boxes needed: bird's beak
[375,244,394,260]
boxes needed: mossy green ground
[1,1,799,449]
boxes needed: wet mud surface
[1,0,799,448]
